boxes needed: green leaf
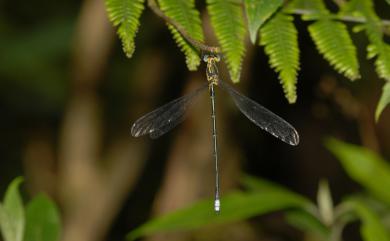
[325,138,390,206]
[376,82,390,121]
[158,0,204,70]
[347,199,390,241]
[24,194,61,241]
[0,177,25,241]
[308,20,360,80]
[127,190,309,240]
[317,180,334,226]
[260,12,300,103]
[207,0,246,82]
[285,210,329,238]
[244,0,283,44]
[105,0,145,58]
[387,0,390,5]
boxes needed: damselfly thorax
[204,54,220,87]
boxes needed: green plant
[0,177,61,241]
[105,0,390,119]
[125,138,390,241]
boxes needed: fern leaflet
[365,23,390,81]
[308,20,360,80]
[244,0,283,44]
[158,0,204,70]
[260,12,300,103]
[106,0,145,58]
[207,0,246,82]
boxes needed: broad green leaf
[244,0,283,44]
[260,12,300,103]
[285,210,329,238]
[376,82,390,121]
[0,177,25,241]
[207,0,246,82]
[387,0,390,5]
[24,194,61,241]
[308,20,360,80]
[346,199,390,241]
[158,0,204,70]
[105,0,145,58]
[127,190,309,240]
[325,138,390,206]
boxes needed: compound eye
[202,54,209,62]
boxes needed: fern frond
[308,20,360,80]
[207,0,246,82]
[368,43,390,81]
[158,0,204,70]
[341,0,390,80]
[260,12,300,103]
[106,0,145,58]
[365,23,390,81]
[244,0,283,44]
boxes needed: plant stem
[290,8,390,35]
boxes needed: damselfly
[131,54,299,212]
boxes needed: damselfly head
[202,53,221,63]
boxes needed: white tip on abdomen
[214,199,220,213]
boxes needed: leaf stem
[147,0,221,54]
[290,8,390,35]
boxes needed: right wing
[219,80,299,146]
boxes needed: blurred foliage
[0,18,73,114]
[24,194,61,241]
[127,138,390,241]
[326,138,390,206]
[376,82,390,121]
[0,177,61,241]
[127,177,311,240]
[0,177,24,241]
